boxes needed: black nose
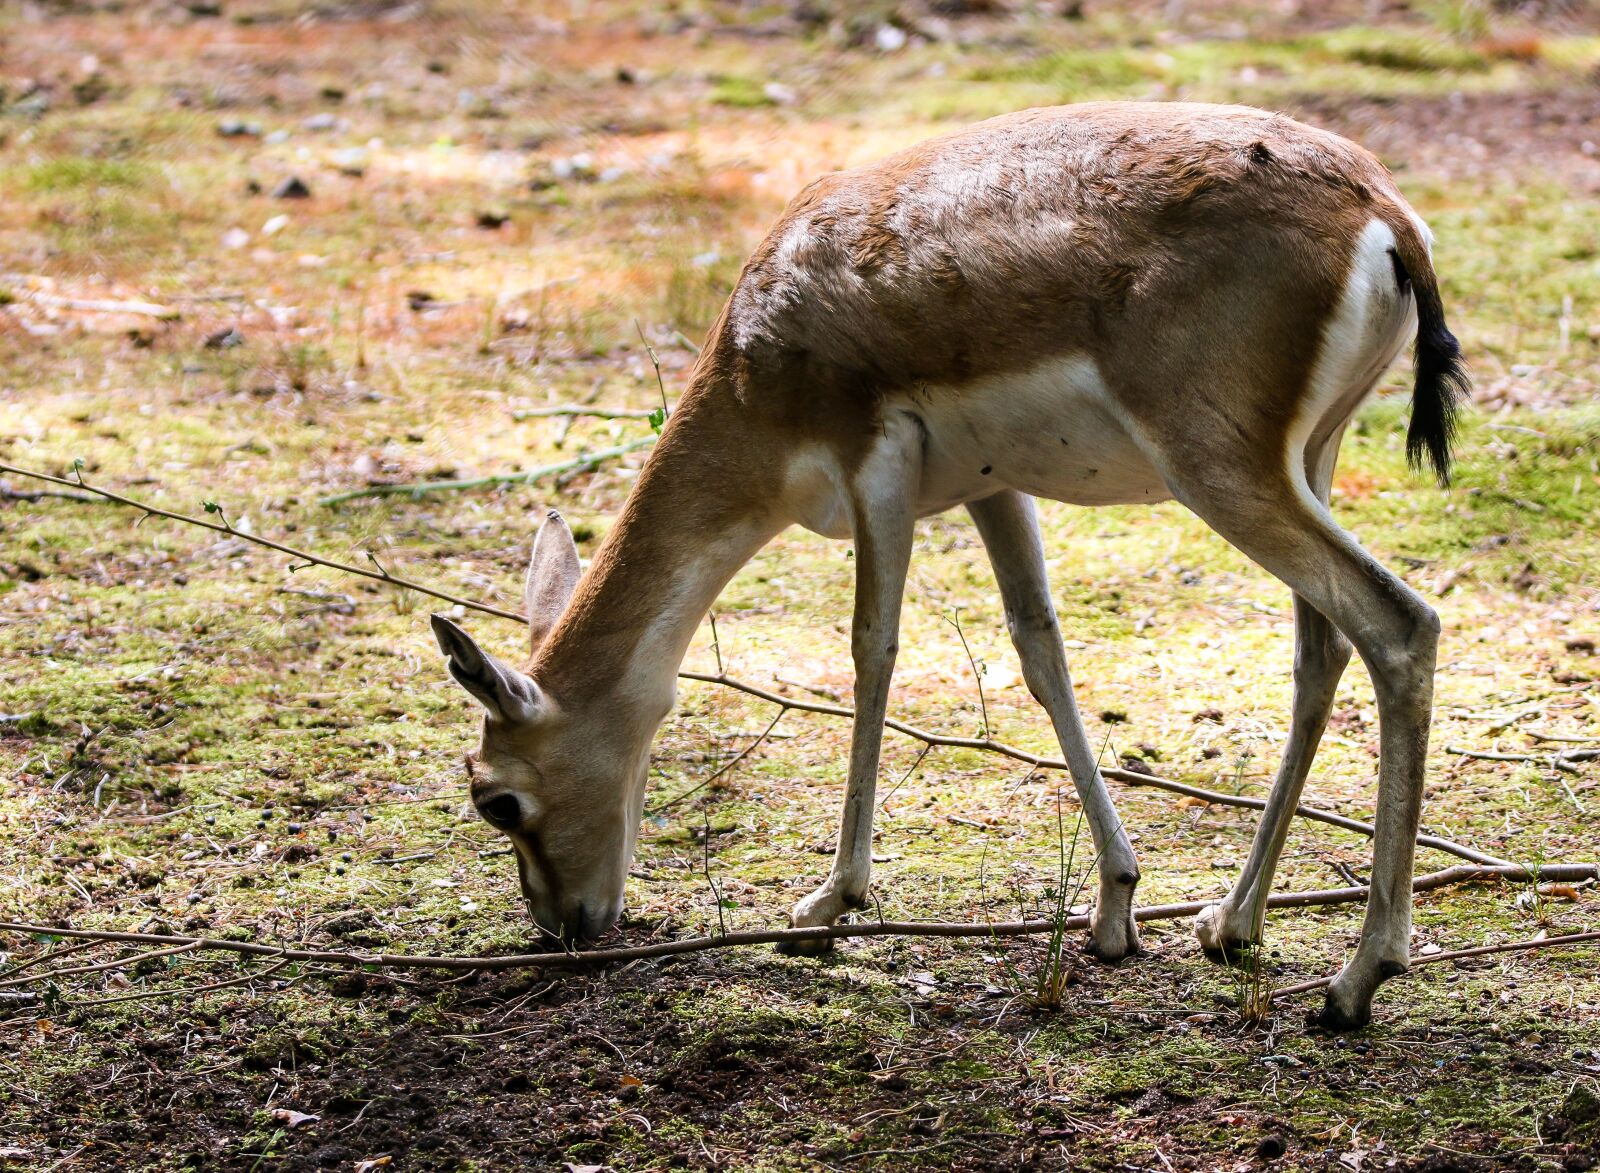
[477,793,523,831]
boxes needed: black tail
[1388,225,1471,487]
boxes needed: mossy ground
[1,2,1597,1170]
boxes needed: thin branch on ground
[681,671,1512,868]
[0,939,98,981]
[19,289,179,319]
[62,958,295,1008]
[1523,729,1600,745]
[0,460,524,623]
[0,460,1511,869]
[315,437,656,506]
[1445,744,1599,774]
[510,405,658,421]
[635,319,672,428]
[943,608,990,739]
[1272,930,1600,999]
[0,481,103,504]
[0,941,199,988]
[651,704,788,813]
[2,863,1592,978]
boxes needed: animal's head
[430,511,647,942]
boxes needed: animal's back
[723,102,1403,401]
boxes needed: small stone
[330,147,368,176]
[271,176,311,199]
[874,24,908,52]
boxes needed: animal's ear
[431,614,540,723]
[525,509,581,656]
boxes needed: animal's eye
[479,794,524,831]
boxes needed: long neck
[533,378,789,723]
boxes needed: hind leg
[1195,432,1352,958]
[1163,449,1436,1029]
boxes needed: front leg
[968,491,1140,962]
[783,415,920,954]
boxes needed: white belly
[784,354,1169,540]
[903,354,1170,514]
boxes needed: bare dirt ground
[2,2,1599,1170]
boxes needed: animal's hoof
[1087,937,1139,964]
[1310,996,1372,1033]
[1194,904,1256,964]
[1198,933,1258,966]
[1087,913,1140,963]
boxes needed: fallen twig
[651,706,789,812]
[63,957,294,1008]
[1272,930,1600,999]
[683,671,1512,868]
[1445,744,1599,775]
[20,290,180,320]
[510,405,658,422]
[2,863,1591,977]
[315,437,655,506]
[0,939,97,981]
[1446,745,1600,764]
[0,460,524,623]
[0,460,1511,870]
[0,481,103,504]
[1523,729,1600,745]
[0,941,199,988]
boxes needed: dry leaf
[1176,796,1209,810]
[1537,883,1581,901]
[355,1158,393,1173]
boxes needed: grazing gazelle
[432,101,1468,1028]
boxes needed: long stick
[0,461,524,623]
[680,671,1511,867]
[0,460,1513,869]
[1272,930,1600,999]
[510,405,658,421]
[2,864,1591,977]
[315,437,656,506]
